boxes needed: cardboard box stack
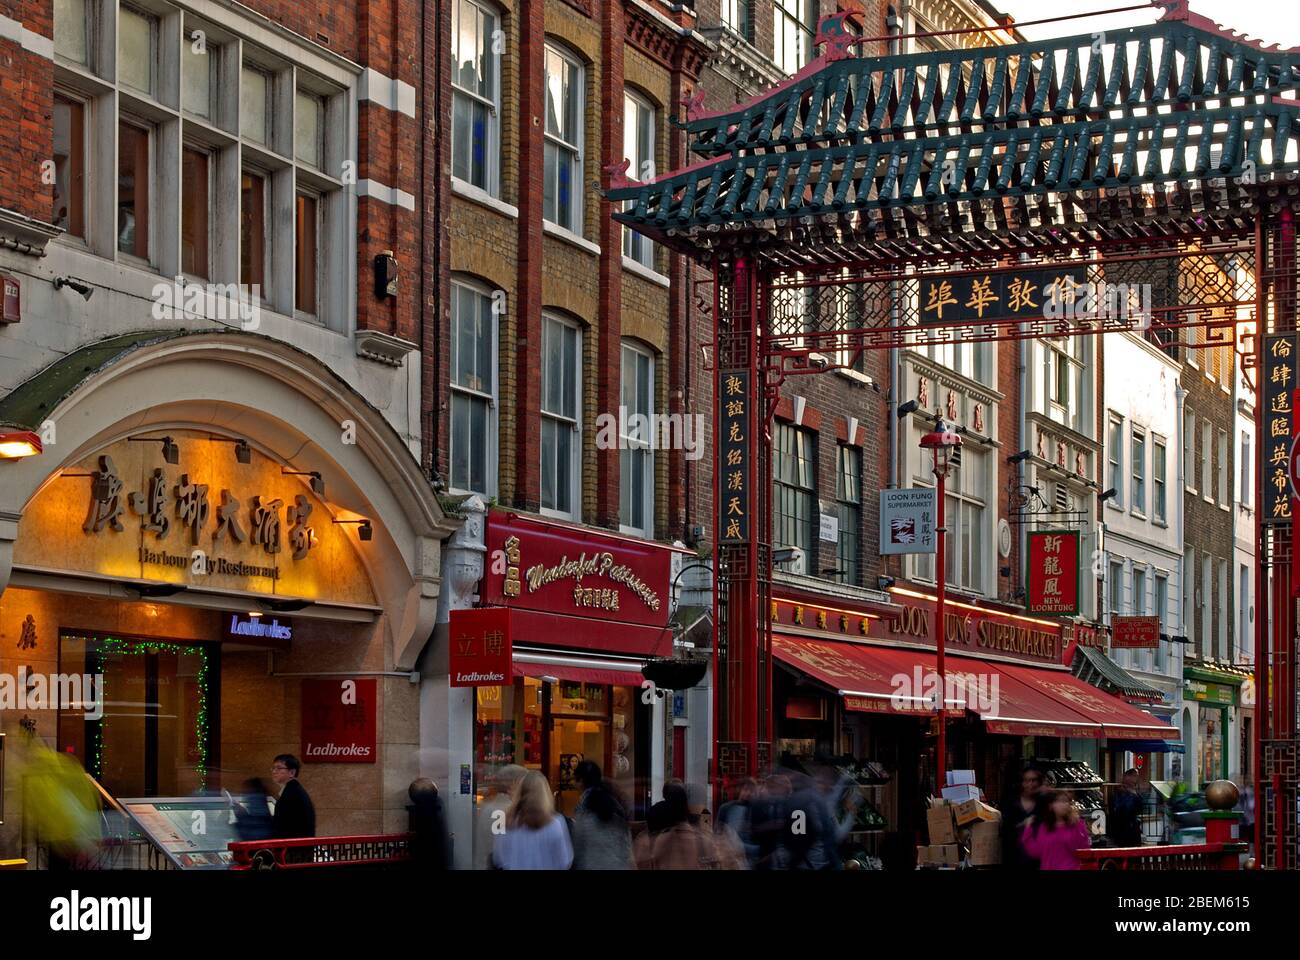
[921,771,1002,869]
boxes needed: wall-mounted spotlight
[876,575,896,591]
[896,399,919,419]
[264,598,311,613]
[772,546,802,567]
[1006,449,1032,465]
[283,469,325,497]
[130,583,187,598]
[209,436,252,464]
[53,276,94,301]
[130,435,178,464]
[0,431,43,460]
[333,518,373,541]
[1098,487,1118,503]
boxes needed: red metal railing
[1077,842,1248,871]
[228,834,413,870]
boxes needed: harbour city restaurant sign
[771,592,1064,666]
[12,432,375,605]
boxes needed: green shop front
[1183,664,1244,786]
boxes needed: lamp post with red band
[919,418,962,791]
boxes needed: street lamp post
[919,418,962,792]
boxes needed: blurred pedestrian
[751,773,794,869]
[23,740,100,870]
[646,778,686,835]
[231,778,274,842]
[1106,768,1144,847]
[787,771,837,869]
[475,764,526,870]
[1020,790,1091,870]
[408,778,451,870]
[716,778,761,866]
[492,771,573,870]
[571,760,632,870]
[1000,763,1044,869]
[643,783,742,869]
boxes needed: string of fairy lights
[74,635,211,792]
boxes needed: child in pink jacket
[1020,791,1091,870]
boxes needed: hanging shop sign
[1111,615,1161,649]
[1263,333,1297,524]
[12,432,375,605]
[482,511,674,628]
[300,678,378,762]
[879,488,936,555]
[1025,530,1081,616]
[448,607,512,687]
[918,267,1089,325]
[718,368,752,543]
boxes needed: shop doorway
[58,633,217,799]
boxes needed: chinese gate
[611,1,1300,868]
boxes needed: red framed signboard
[449,606,512,687]
[1111,615,1161,649]
[301,678,377,763]
[1025,530,1081,616]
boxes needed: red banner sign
[300,678,377,763]
[1111,615,1161,649]
[483,511,674,628]
[1025,530,1081,616]
[449,607,512,687]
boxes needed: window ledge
[451,177,518,219]
[543,221,600,256]
[834,366,873,385]
[622,255,669,288]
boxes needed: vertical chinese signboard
[1263,333,1298,524]
[719,369,751,543]
[1025,530,1081,616]
[449,607,512,687]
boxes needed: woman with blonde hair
[491,771,574,870]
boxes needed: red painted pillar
[935,458,947,791]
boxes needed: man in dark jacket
[271,754,316,841]
[1107,768,1145,847]
[408,778,452,870]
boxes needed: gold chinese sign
[15,432,376,605]
[918,267,1088,324]
[719,369,751,543]
[1263,334,1297,525]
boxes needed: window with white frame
[773,0,815,74]
[451,0,500,194]
[1201,554,1212,656]
[53,2,352,327]
[832,268,868,374]
[541,314,582,518]
[1183,546,1195,647]
[1044,337,1088,433]
[622,91,655,267]
[544,43,584,232]
[1109,560,1124,620]
[915,335,991,385]
[1239,563,1250,659]
[1155,574,1169,672]
[773,421,816,576]
[620,342,655,537]
[723,0,751,38]
[1217,429,1229,506]
[1131,427,1146,516]
[1107,415,1124,508]
[1218,559,1229,659]
[1201,420,1212,498]
[1241,429,1253,507]
[1184,408,1196,492]
[450,280,498,496]
[913,443,987,594]
[1153,437,1167,523]
[835,444,862,586]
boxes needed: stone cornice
[697,25,785,93]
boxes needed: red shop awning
[772,634,1177,740]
